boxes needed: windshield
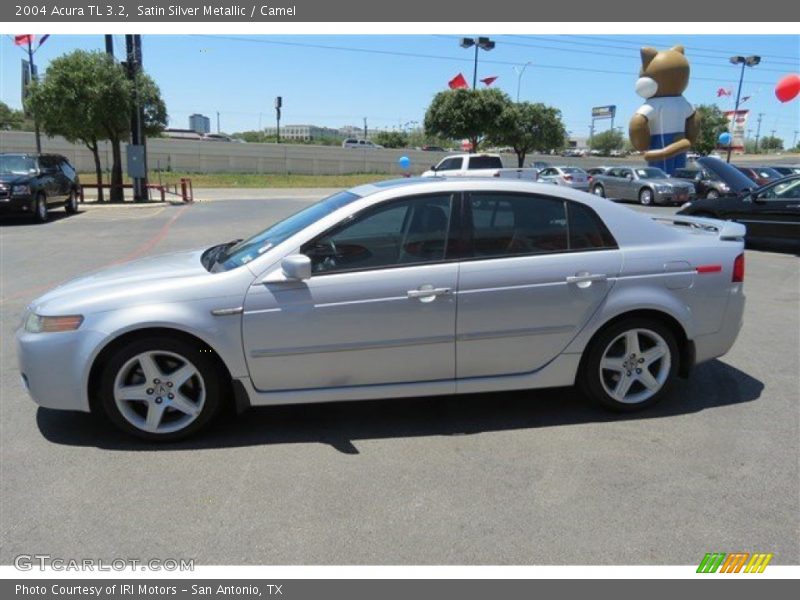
[635,168,667,179]
[0,155,37,176]
[215,190,361,271]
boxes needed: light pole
[513,61,533,102]
[460,37,495,89]
[726,55,760,163]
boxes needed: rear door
[455,191,622,378]
[603,168,624,197]
[37,156,65,203]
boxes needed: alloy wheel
[640,189,653,205]
[598,328,671,404]
[113,350,206,434]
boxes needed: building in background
[262,124,341,141]
[189,113,211,134]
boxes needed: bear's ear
[671,45,686,55]
[640,47,658,70]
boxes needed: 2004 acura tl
[17,179,746,441]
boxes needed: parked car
[0,153,80,223]
[342,138,383,149]
[421,154,538,180]
[537,166,591,191]
[673,166,734,199]
[421,145,446,152]
[529,161,551,170]
[735,166,783,186]
[678,158,799,244]
[590,166,695,205]
[586,166,612,181]
[770,165,800,177]
[17,178,745,440]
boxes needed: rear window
[468,156,503,170]
[562,167,586,175]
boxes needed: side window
[59,159,76,179]
[438,157,463,171]
[39,156,57,171]
[540,168,554,177]
[567,202,618,250]
[469,193,568,257]
[607,168,620,178]
[301,194,453,275]
[762,179,800,200]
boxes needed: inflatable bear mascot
[629,45,699,175]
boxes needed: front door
[456,191,622,378]
[243,193,459,391]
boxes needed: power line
[192,35,778,86]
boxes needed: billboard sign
[592,105,617,119]
[723,109,749,151]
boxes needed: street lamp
[513,61,533,102]
[460,37,495,89]
[726,54,761,163]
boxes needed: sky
[1,33,798,145]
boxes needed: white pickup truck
[421,153,539,180]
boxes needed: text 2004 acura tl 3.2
[17,178,746,441]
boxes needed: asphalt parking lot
[1,192,798,565]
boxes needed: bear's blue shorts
[648,132,687,175]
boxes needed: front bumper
[654,189,694,205]
[16,327,107,412]
[0,194,34,214]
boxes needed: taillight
[563,175,573,182]
[732,253,745,282]
[493,171,500,177]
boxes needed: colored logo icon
[697,552,773,573]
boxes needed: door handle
[566,273,608,285]
[407,285,452,300]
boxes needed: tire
[592,184,606,198]
[33,193,48,223]
[639,188,654,206]
[98,336,225,441]
[65,189,78,214]
[706,190,719,200]
[579,317,679,412]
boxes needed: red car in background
[735,166,783,186]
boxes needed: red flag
[717,87,732,97]
[448,73,469,90]
[480,76,498,87]
[14,35,34,46]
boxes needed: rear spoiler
[652,215,746,241]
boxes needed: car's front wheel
[639,188,654,205]
[33,192,48,223]
[99,336,224,441]
[580,318,679,412]
[706,190,719,200]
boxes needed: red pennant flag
[448,73,469,90]
[14,35,34,46]
[480,76,498,87]
[717,87,732,97]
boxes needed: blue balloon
[398,156,411,170]
[718,132,732,145]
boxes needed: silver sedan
[17,178,746,440]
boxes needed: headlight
[24,313,84,333]
[719,184,730,192]
[681,202,692,209]
[656,185,671,192]
[11,185,31,196]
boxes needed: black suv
[673,166,733,199]
[0,153,80,223]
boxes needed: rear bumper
[693,288,745,365]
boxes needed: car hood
[0,174,33,185]
[696,157,757,193]
[31,249,215,315]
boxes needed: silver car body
[17,179,744,414]
[537,166,591,191]
[593,166,695,205]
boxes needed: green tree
[590,129,624,156]
[759,135,784,152]
[424,88,511,152]
[373,130,408,149]
[693,104,729,156]
[0,101,30,130]
[491,102,567,167]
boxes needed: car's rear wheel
[65,189,78,214]
[592,184,606,197]
[99,337,224,441]
[706,190,719,200]
[33,193,48,223]
[639,188,654,205]
[580,318,678,412]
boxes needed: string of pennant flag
[448,73,498,89]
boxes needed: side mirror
[752,194,767,204]
[430,165,437,171]
[281,254,312,281]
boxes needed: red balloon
[775,74,800,103]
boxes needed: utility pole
[274,96,282,143]
[754,113,764,154]
[125,34,148,202]
[363,117,368,140]
[589,121,595,151]
[793,130,799,149]
[25,38,41,153]
[216,111,220,134]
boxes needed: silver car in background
[590,166,696,205]
[17,178,745,441]
[537,166,591,191]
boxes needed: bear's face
[635,45,690,99]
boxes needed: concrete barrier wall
[0,130,463,176]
